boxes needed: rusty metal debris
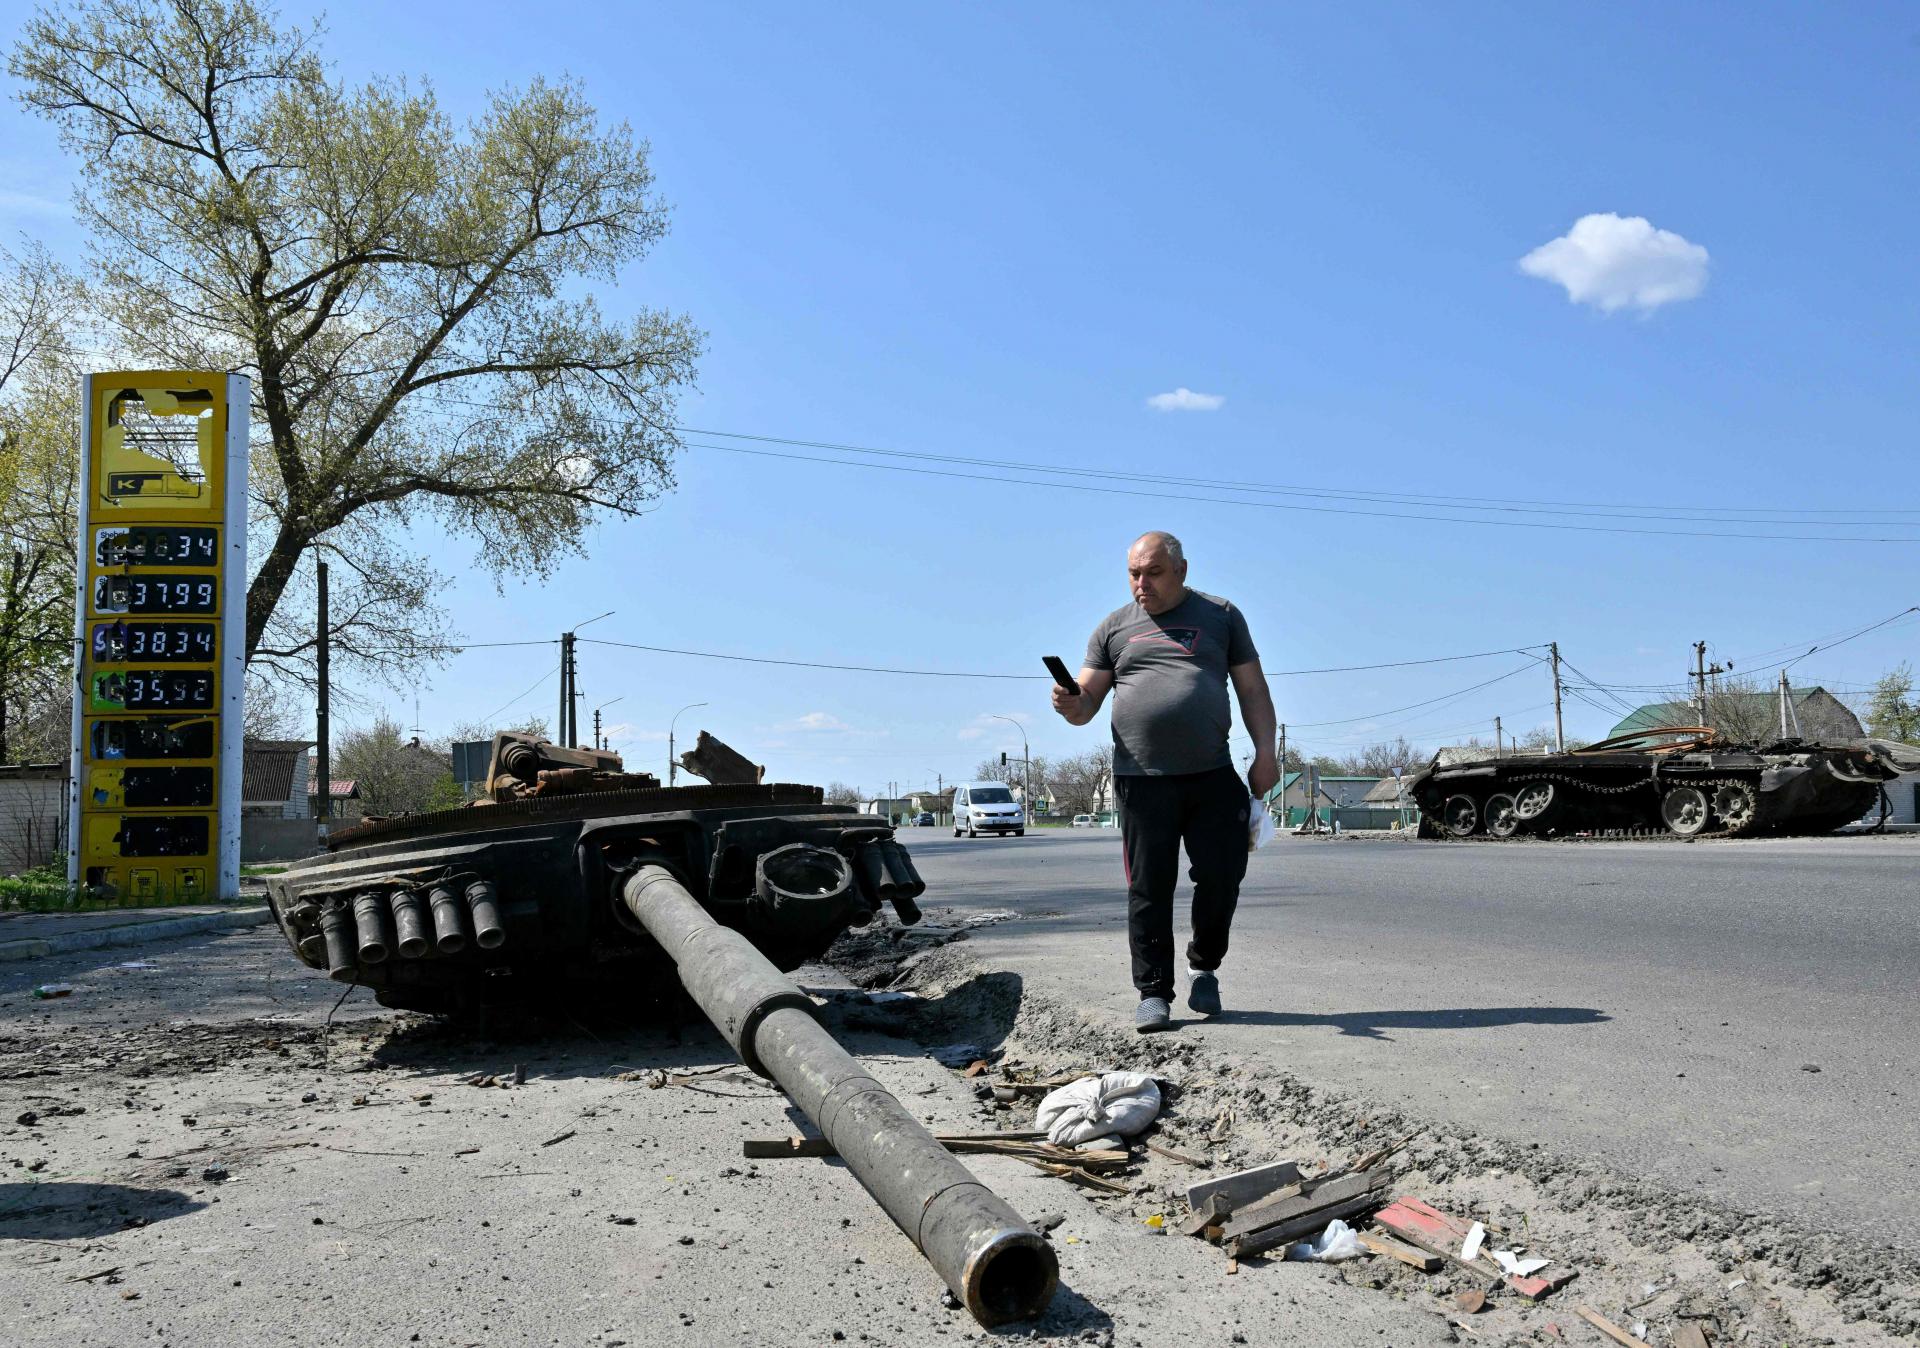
[263,735,1057,1325]
[1408,729,1918,840]
[677,729,765,785]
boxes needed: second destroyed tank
[1407,727,1916,840]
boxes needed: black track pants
[1114,765,1251,1001]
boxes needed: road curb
[0,906,276,963]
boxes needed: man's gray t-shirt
[1085,589,1258,777]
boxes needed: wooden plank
[1574,1305,1651,1348]
[743,1137,835,1159]
[1356,1230,1443,1271]
[1143,1140,1209,1168]
[1375,1196,1574,1301]
[1222,1170,1386,1242]
[1179,1195,1230,1238]
[1227,1190,1387,1259]
[1670,1325,1711,1348]
[1181,1159,1302,1213]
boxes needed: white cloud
[1146,387,1225,412]
[1519,213,1709,313]
[790,711,850,732]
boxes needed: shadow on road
[1208,1004,1610,1040]
[0,1181,205,1238]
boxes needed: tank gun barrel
[617,863,1057,1327]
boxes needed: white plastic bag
[1282,1218,1366,1262]
[1249,798,1277,851]
[1034,1071,1162,1147]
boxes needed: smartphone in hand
[1043,655,1081,696]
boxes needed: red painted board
[1374,1197,1574,1300]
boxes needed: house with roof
[242,739,314,819]
[1607,689,1863,743]
[308,777,364,825]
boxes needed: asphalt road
[915,827,1920,1252]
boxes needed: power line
[1283,661,1544,728]
[679,425,1920,525]
[679,440,1920,545]
[574,635,1546,682]
[477,666,556,727]
[1780,606,1920,672]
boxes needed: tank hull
[1407,740,1900,840]
[266,783,918,1013]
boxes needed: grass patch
[0,865,256,912]
[240,864,289,876]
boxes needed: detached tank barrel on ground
[619,864,1058,1326]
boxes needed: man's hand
[1248,751,1280,800]
[1050,682,1083,719]
[1052,666,1112,726]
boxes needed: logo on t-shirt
[1128,626,1200,655]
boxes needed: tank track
[1445,770,1764,842]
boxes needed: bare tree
[1864,663,1920,743]
[1696,675,1782,744]
[822,781,862,806]
[12,0,702,689]
[1046,747,1113,816]
[333,714,453,815]
[0,243,81,762]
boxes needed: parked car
[952,782,1025,837]
[1071,814,1094,828]
[913,812,935,827]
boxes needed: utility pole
[315,561,330,826]
[1277,722,1288,823]
[1494,716,1503,759]
[1692,641,1708,719]
[1549,642,1565,752]
[558,631,572,746]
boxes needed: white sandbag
[1034,1071,1162,1147]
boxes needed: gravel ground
[0,925,1445,1347]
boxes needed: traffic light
[1000,752,1007,766]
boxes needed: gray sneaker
[1187,971,1222,1017]
[1134,996,1172,1033]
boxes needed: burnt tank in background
[1407,727,1918,840]
[262,730,1058,1326]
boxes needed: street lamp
[989,713,1031,823]
[592,695,624,752]
[668,701,708,785]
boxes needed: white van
[952,782,1025,838]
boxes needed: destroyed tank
[263,730,1058,1325]
[1406,728,1916,840]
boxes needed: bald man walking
[1052,532,1279,1032]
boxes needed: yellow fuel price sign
[69,372,249,903]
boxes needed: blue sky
[6,2,1918,790]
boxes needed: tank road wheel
[1712,782,1758,834]
[1442,793,1480,837]
[1661,785,1711,836]
[1512,780,1555,821]
[1485,793,1521,838]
